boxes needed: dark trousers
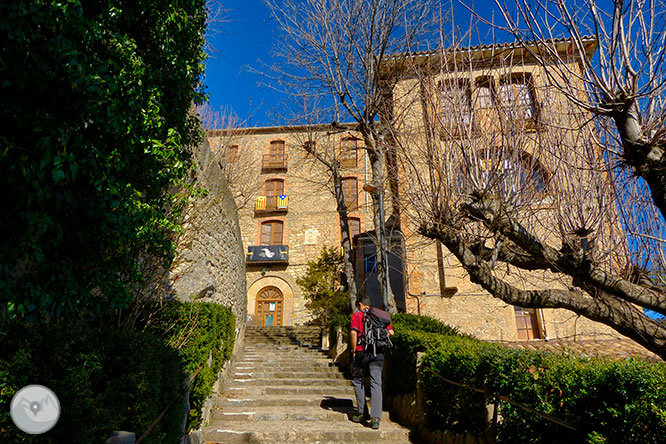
[351,351,384,419]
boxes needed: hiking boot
[351,411,364,423]
[371,417,380,429]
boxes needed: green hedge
[384,314,464,395]
[0,301,236,443]
[420,336,666,443]
[143,301,235,430]
[0,321,185,444]
[390,313,463,336]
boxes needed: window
[440,80,472,131]
[499,75,536,120]
[261,221,283,245]
[226,145,239,163]
[469,150,548,199]
[365,255,377,273]
[349,217,361,239]
[476,77,496,108]
[269,140,285,157]
[263,179,284,197]
[264,140,286,169]
[514,306,543,340]
[342,177,358,210]
[341,138,358,168]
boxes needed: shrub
[391,313,464,336]
[328,313,352,349]
[0,301,236,442]
[0,320,185,444]
[420,337,666,443]
[384,314,467,396]
[296,247,352,326]
[141,300,235,430]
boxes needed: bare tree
[264,0,437,313]
[394,2,666,358]
[197,103,261,210]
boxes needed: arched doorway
[255,286,284,326]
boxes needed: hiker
[349,296,394,430]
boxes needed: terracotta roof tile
[496,339,662,362]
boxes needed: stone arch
[247,276,295,326]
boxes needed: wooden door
[256,286,284,327]
[342,177,358,210]
[267,141,285,167]
[263,179,284,210]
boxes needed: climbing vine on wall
[0,0,208,320]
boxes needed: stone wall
[167,136,247,325]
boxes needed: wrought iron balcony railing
[262,154,288,171]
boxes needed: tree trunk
[363,130,397,313]
[333,172,358,311]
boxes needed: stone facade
[392,39,624,342]
[209,126,374,326]
[167,137,247,324]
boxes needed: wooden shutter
[342,177,358,210]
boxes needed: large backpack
[360,307,393,356]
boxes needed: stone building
[207,38,626,344]
[208,125,376,326]
[387,38,624,342]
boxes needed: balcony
[262,154,288,172]
[255,195,288,213]
[246,245,289,265]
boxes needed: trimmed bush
[0,301,236,443]
[328,313,352,350]
[420,337,666,443]
[385,314,466,395]
[0,320,185,444]
[141,301,235,430]
[391,313,463,336]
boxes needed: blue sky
[204,1,279,127]
[202,1,498,127]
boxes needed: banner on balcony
[277,195,288,209]
[247,245,289,263]
[256,196,266,211]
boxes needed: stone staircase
[204,326,413,444]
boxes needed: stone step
[225,386,351,396]
[243,346,328,352]
[232,371,345,379]
[245,327,322,334]
[234,364,338,373]
[204,420,411,443]
[229,378,349,387]
[214,405,393,422]
[244,341,322,347]
[241,351,329,359]
[217,395,354,408]
[235,359,333,367]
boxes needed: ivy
[0,0,207,319]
